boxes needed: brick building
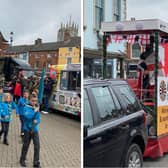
[0,32,9,56]
[6,37,81,70]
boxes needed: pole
[120,58,124,78]
[103,33,107,79]
[154,31,159,136]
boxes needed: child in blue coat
[17,90,30,138]
[20,95,41,167]
[0,93,18,145]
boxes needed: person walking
[17,90,30,139]
[0,93,18,145]
[20,95,41,167]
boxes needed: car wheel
[124,143,143,168]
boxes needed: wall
[58,47,80,64]
[29,51,58,70]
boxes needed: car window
[115,85,141,113]
[110,88,122,111]
[84,90,93,127]
[91,86,119,121]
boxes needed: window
[115,85,141,113]
[47,54,51,58]
[60,71,68,90]
[110,88,122,111]
[95,0,104,29]
[68,47,72,52]
[60,71,81,91]
[59,95,65,104]
[84,90,93,127]
[132,43,141,58]
[20,53,27,60]
[34,61,39,68]
[114,0,121,21]
[67,57,72,64]
[91,86,117,121]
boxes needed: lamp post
[103,33,107,79]
[10,32,14,46]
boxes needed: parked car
[84,79,148,168]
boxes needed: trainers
[20,160,26,167]
[41,111,48,114]
[3,140,9,145]
[33,161,40,168]
[33,164,41,168]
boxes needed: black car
[84,79,148,168]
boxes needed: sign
[157,77,168,136]
[50,68,57,79]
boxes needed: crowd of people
[0,71,54,168]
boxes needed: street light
[10,32,14,46]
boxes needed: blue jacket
[0,102,18,122]
[17,97,29,116]
[0,94,4,103]
[23,105,40,132]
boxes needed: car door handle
[89,137,102,144]
[119,124,129,129]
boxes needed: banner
[157,77,168,136]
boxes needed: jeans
[43,94,49,112]
[0,122,10,142]
[19,115,24,134]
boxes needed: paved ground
[0,111,81,167]
[144,154,168,167]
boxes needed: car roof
[84,78,128,86]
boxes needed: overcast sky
[0,0,81,45]
[127,0,168,21]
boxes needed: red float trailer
[101,19,168,158]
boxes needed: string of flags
[106,34,168,46]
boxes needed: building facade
[84,0,127,78]
[6,37,81,70]
[0,32,9,56]
[58,47,80,64]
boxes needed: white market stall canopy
[101,19,168,36]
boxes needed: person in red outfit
[13,80,22,103]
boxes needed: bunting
[105,34,167,46]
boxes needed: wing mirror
[84,125,89,138]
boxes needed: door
[84,85,129,167]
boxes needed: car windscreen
[60,71,81,91]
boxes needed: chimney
[35,38,42,45]
[131,17,136,21]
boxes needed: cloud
[127,0,168,22]
[0,0,80,45]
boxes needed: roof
[0,57,32,70]
[101,19,168,36]
[84,48,125,59]
[0,32,8,42]
[6,36,81,53]
[84,79,127,86]
[11,58,32,70]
